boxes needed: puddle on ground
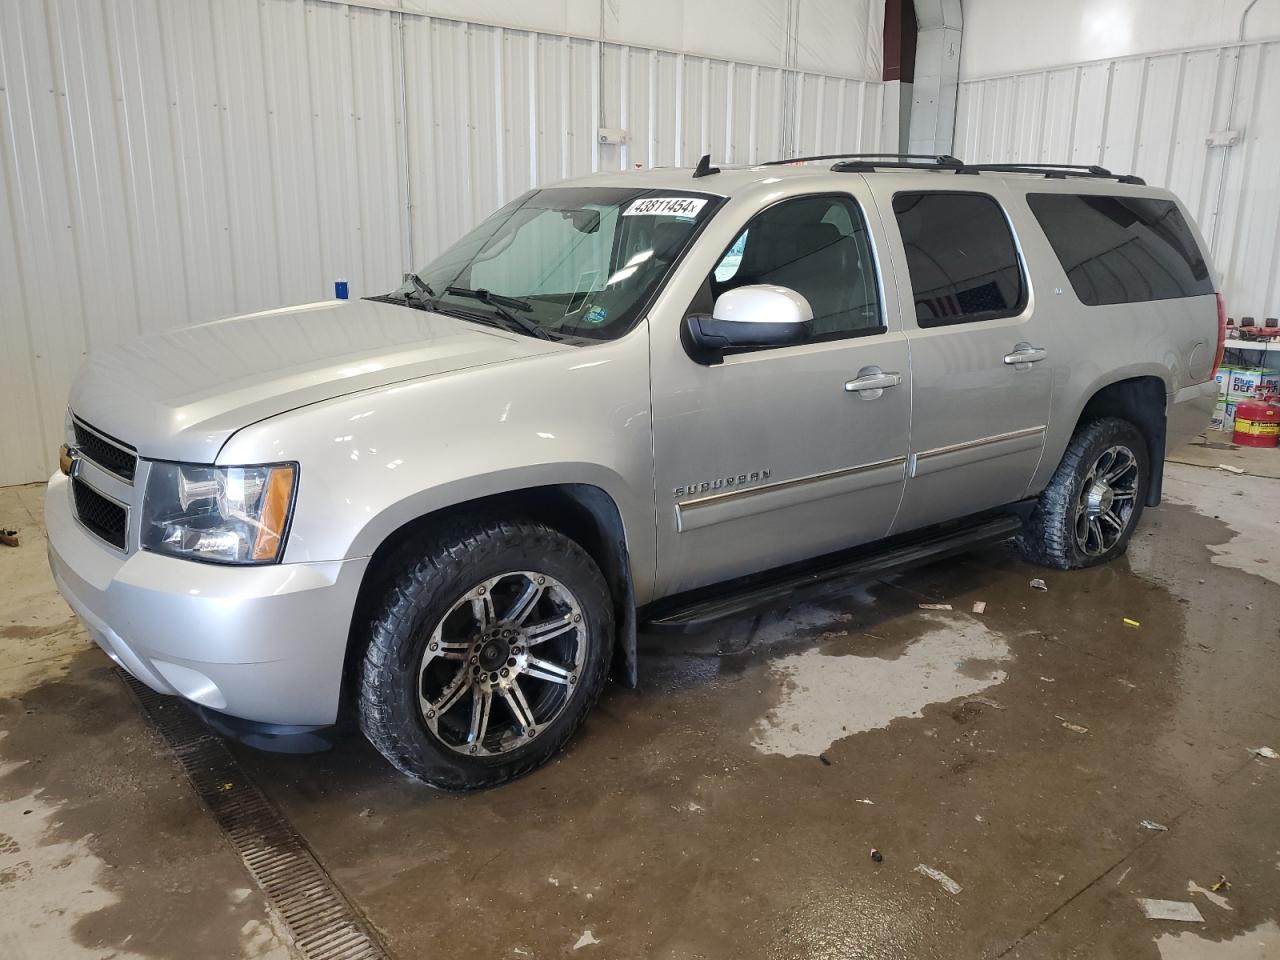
[0,662,295,960]
[750,613,1010,757]
[0,782,146,960]
[1160,465,1280,588]
[1156,920,1280,959]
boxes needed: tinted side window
[710,194,883,339]
[1026,193,1213,305]
[891,192,1026,327]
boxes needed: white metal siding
[0,0,887,486]
[955,39,1280,330]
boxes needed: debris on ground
[1188,879,1233,911]
[855,798,874,805]
[819,754,832,766]
[1217,463,1246,474]
[1040,676,1056,683]
[1139,820,1169,832]
[914,864,962,895]
[1029,578,1048,591]
[1248,746,1278,760]
[870,848,883,863]
[1123,618,1141,628]
[0,529,18,548]
[1115,677,1138,690]
[1055,715,1089,734]
[573,930,601,950]
[972,601,987,614]
[1139,898,1205,922]
[358,807,372,818]
[1210,875,1231,893]
[919,603,953,611]
[964,695,1005,710]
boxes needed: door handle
[1003,344,1047,366]
[845,368,902,399]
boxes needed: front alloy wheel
[358,517,613,790]
[420,571,586,756]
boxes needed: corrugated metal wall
[0,0,889,487]
[955,38,1280,329]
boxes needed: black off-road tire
[358,516,613,791]
[1018,417,1151,570]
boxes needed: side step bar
[641,513,1026,633]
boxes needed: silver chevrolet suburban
[47,154,1221,790]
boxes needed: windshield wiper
[444,286,550,340]
[404,272,437,306]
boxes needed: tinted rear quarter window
[891,191,1026,327]
[1026,193,1213,305]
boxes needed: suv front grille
[72,477,128,549]
[73,419,137,482]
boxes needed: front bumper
[46,473,369,726]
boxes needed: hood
[70,298,569,463]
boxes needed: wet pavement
[2,457,1279,959]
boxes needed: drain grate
[119,671,391,960]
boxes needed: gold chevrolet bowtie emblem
[58,444,76,476]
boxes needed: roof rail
[760,152,1147,184]
[763,153,963,169]
[954,163,1146,185]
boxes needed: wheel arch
[342,483,640,720]
[1072,375,1168,506]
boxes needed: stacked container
[1213,367,1280,430]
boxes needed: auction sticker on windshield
[623,196,708,218]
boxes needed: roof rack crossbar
[763,153,963,168]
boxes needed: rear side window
[1026,193,1213,305]
[891,192,1026,327]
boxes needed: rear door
[878,185,1053,532]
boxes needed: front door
[877,186,1052,532]
[650,190,911,599]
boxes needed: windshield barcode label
[623,196,707,218]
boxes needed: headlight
[141,462,297,564]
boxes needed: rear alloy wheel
[1019,417,1150,569]
[1072,444,1140,558]
[359,518,612,790]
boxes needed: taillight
[1213,292,1227,375]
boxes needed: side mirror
[682,285,813,364]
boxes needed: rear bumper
[1168,379,1218,449]
[46,473,369,726]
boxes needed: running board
[641,514,1025,633]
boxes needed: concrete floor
[2,453,1279,959]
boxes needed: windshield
[389,187,718,340]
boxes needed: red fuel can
[1233,398,1280,448]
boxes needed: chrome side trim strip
[910,425,1046,478]
[679,456,908,509]
[676,456,909,534]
